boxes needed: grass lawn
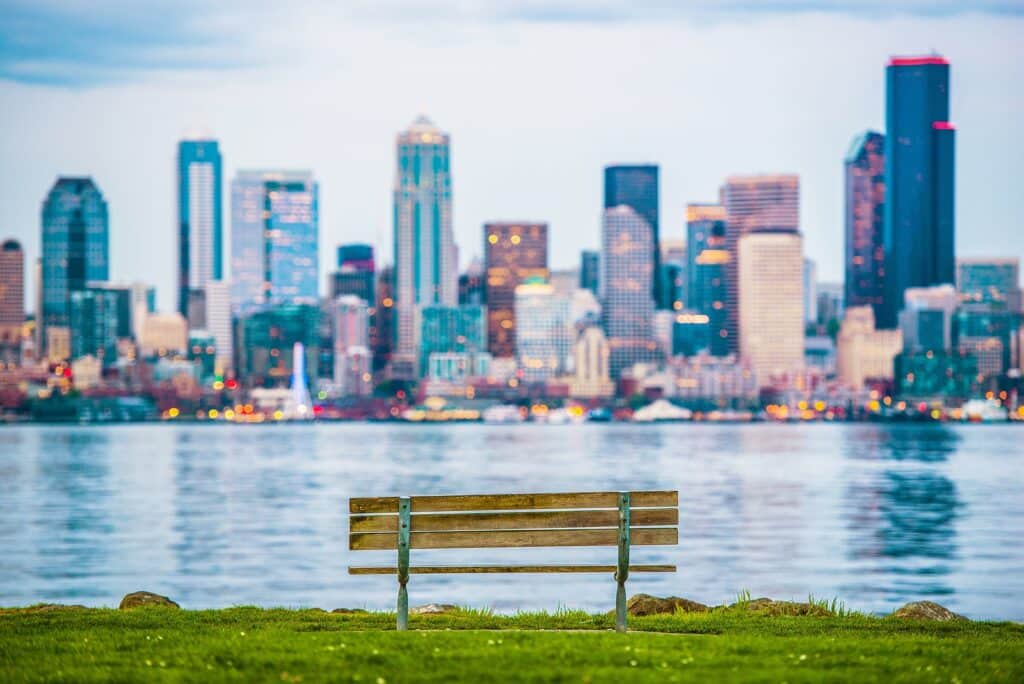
[1,605,1022,683]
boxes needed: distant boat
[587,407,612,422]
[962,399,1009,422]
[632,399,692,423]
[482,404,525,424]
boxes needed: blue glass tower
[40,177,109,342]
[177,139,223,318]
[604,165,660,308]
[231,171,319,314]
[881,56,955,329]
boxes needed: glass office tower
[177,139,223,318]
[844,131,885,321]
[604,165,660,308]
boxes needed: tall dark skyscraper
[881,55,955,329]
[483,222,548,358]
[604,165,660,308]
[331,243,375,304]
[580,250,599,295]
[40,177,109,347]
[0,239,24,361]
[845,131,886,320]
[177,139,223,320]
[686,204,729,356]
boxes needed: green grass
[1,605,1022,683]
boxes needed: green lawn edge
[2,605,1022,683]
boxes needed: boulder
[330,608,368,614]
[118,591,180,610]
[410,603,459,615]
[728,598,831,617]
[627,594,709,616]
[891,601,966,622]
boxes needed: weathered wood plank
[349,508,678,533]
[348,564,676,575]
[349,526,677,550]
[349,491,677,514]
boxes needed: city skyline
[1,6,1021,313]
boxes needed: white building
[837,306,903,389]
[139,312,188,357]
[738,229,804,388]
[515,278,571,382]
[570,326,614,398]
[332,295,371,396]
[204,280,233,376]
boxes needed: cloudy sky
[1,0,1022,312]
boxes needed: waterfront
[1,423,1022,620]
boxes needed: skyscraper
[40,177,109,351]
[230,170,319,315]
[686,204,729,355]
[393,116,455,376]
[177,139,223,322]
[738,229,804,387]
[957,258,1020,310]
[722,175,799,353]
[604,165,660,308]
[601,205,660,378]
[483,222,548,358]
[882,55,955,329]
[515,278,571,382]
[204,280,233,376]
[419,305,486,374]
[0,239,24,362]
[579,250,599,295]
[332,295,372,396]
[330,243,375,304]
[0,239,24,330]
[844,131,885,319]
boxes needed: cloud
[1,0,1020,86]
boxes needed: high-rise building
[373,265,394,373]
[231,170,319,314]
[803,258,818,326]
[738,229,804,388]
[236,304,320,386]
[483,222,548,358]
[204,280,233,376]
[601,205,661,378]
[393,116,456,375]
[836,306,902,390]
[570,326,614,398]
[331,295,372,396]
[330,243,375,303]
[722,175,799,353]
[69,288,120,363]
[844,131,886,319]
[40,177,109,348]
[458,258,485,306]
[957,258,1020,310]
[580,250,600,295]
[177,139,223,320]
[0,240,24,353]
[604,165,660,307]
[419,305,486,375]
[515,278,571,382]
[85,281,155,341]
[686,204,729,356]
[882,55,955,329]
[899,284,957,353]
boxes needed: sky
[1,0,1022,313]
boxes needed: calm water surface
[1,423,1022,619]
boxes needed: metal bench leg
[397,497,411,631]
[615,491,630,633]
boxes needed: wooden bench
[348,490,678,631]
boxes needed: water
[1,422,1022,620]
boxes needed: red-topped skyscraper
[881,55,955,329]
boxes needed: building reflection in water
[842,425,962,605]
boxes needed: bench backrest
[349,490,679,550]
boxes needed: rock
[891,601,966,622]
[330,608,368,614]
[21,604,89,613]
[410,603,458,615]
[118,591,180,610]
[728,598,831,617]
[627,594,709,616]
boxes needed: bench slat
[350,508,678,533]
[349,490,677,514]
[348,564,676,574]
[349,526,677,550]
